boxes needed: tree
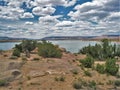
[79,39,120,60]
[22,40,37,57]
[38,41,62,58]
[14,40,37,58]
[22,40,37,52]
[12,48,21,57]
[15,44,22,52]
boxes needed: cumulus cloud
[39,15,61,23]
[30,0,76,7]
[0,6,24,20]
[68,0,119,21]
[21,12,34,18]
[55,21,75,27]
[32,6,56,16]
[25,21,34,25]
[67,0,119,36]
[105,12,120,22]
[0,0,119,38]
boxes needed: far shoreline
[0,38,120,43]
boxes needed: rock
[28,71,46,78]
[0,69,22,82]
[0,61,23,83]
[60,47,66,52]
[45,70,65,75]
[7,61,23,70]
[8,86,13,89]
[11,69,21,76]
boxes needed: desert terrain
[0,49,119,90]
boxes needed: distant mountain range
[0,36,27,40]
[41,35,120,40]
[0,35,119,41]
[41,36,97,40]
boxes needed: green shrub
[21,40,37,52]
[0,80,7,86]
[0,50,3,54]
[114,80,120,86]
[54,76,65,82]
[96,64,105,74]
[80,56,94,68]
[14,40,37,58]
[105,58,119,76]
[98,82,104,85]
[9,56,18,59]
[18,87,22,90]
[33,57,40,61]
[106,80,113,85]
[15,44,22,52]
[84,70,92,77]
[38,41,62,58]
[54,77,59,81]
[59,76,65,82]
[22,57,27,61]
[116,74,120,78]
[88,80,96,88]
[12,48,21,57]
[27,76,31,80]
[73,81,82,89]
[78,78,88,86]
[71,69,78,75]
[79,39,120,60]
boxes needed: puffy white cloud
[67,0,119,36]
[68,0,119,21]
[25,21,34,25]
[30,0,76,7]
[21,12,34,18]
[105,12,120,22]
[32,6,55,16]
[65,0,76,7]
[39,15,61,23]
[0,6,24,20]
[0,0,119,38]
[0,0,34,20]
[55,21,75,27]
[74,1,101,12]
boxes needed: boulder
[60,47,66,52]
[0,60,23,83]
[0,69,22,82]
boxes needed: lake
[0,40,119,53]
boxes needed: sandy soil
[0,50,118,90]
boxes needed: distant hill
[0,35,119,41]
[41,36,97,40]
[0,36,28,42]
[41,35,120,41]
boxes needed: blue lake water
[0,42,20,50]
[50,40,99,53]
[0,40,119,53]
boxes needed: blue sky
[0,0,119,39]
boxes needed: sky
[0,0,120,39]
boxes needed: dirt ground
[0,50,118,90]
